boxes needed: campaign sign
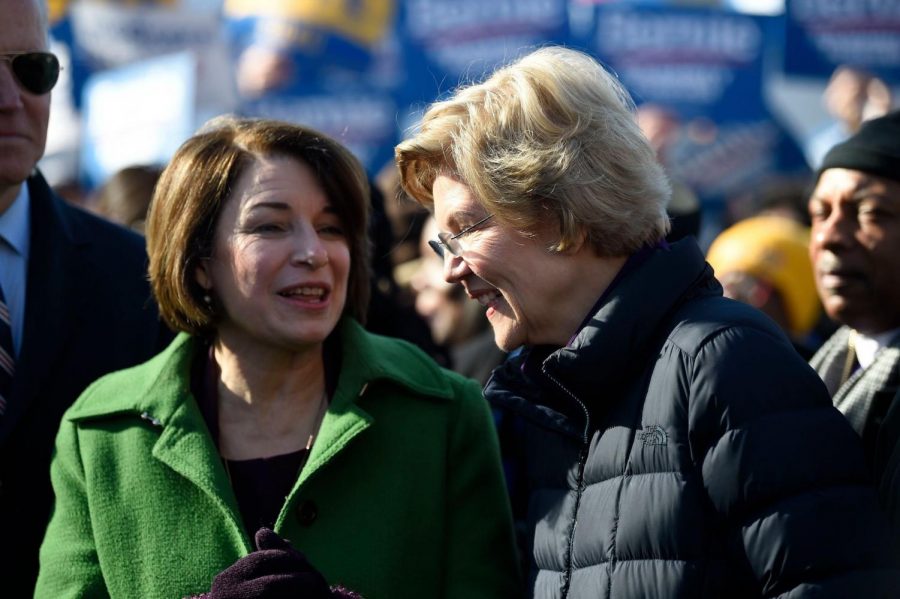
[65,2,230,110]
[582,4,809,205]
[224,0,397,94]
[240,85,401,176]
[584,4,768,119]
[395,0,572,110]
[80,52,197,189]
[784,0,900,79]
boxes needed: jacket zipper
[543,369,591,599]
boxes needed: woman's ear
[195,258,212,291]
[565,228,590,255]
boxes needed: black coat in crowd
[488,239,899,598]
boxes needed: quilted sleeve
[688,325,900,596]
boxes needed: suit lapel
[833,338,900,437]
[810,326,853,397]
[1,175,86,439]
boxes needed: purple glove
[206,527,333,599]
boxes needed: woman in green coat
[35,116,521,599]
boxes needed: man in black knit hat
[807,110,900,544]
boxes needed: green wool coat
[35,319,521,598]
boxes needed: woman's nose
[441,252,470,284]
[291,227,329,269]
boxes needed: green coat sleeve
[444,377,523,598]
[35,420,110,599]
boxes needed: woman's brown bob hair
[146,116,371,336]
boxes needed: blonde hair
[396,46,671,256]
[146,116,371,335]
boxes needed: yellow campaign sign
[224,0,394,45]
[49,0,179,24]
[48,0,68,24]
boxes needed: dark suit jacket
[876,388,900,554]
[0,171,171,596]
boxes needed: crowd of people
[2,0,900,597]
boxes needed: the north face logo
[640,425,667,446]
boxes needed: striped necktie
[0,284,14,416]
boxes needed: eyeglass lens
[4,52,60,95]
[429,214,493,259]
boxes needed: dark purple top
[191,347,309,534]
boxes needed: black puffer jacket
[488,240,899,598]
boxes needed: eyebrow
[245,201,339,215]
[445,208,485,229]
[246,201,290,213]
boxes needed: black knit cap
[819,110,900,183]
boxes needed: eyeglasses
[428,214,494,259]
[0,52,61,95]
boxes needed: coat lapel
[277,318,456,526]
[151,398,247,545]
[140,336,246,542]
[65,333,248,546]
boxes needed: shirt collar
[855,327,900,370]
[0,183,30,255]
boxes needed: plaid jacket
[810,325,900,462]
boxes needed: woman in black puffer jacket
[395,46,900,598]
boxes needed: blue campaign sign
[579,4,810,206]
[80,52,197,189]
[61,2,227,109]
[784,0,900,80]
[239,85,401,177]
[581,4,769,119]
[395,0,572,111]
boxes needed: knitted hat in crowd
[819,110,900,182]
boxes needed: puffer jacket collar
[543,239,719,407]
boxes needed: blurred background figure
[401,217,505,385]
[804,65,893,169]
[635,103,702,243]
[90,164,163,234]
[364,180,449,367]
[752,177,813,226]
[707,215,822,358]
[234,42,294,100]
[375,160,431,271]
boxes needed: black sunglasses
[1,52,61,95]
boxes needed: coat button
[296,500,318,526]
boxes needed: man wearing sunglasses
[0,0,170,594]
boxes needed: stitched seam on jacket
[541,370,591,598]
